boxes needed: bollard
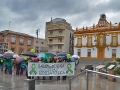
[86,71,89,90]
[24,79,35,90]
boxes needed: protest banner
[28,62,75,76]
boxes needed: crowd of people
[0,54,79,81]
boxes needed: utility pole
[36,29,40,54]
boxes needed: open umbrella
[72,55,80,58]
[57,52,66,56]
[21,49,37,57]
[0,54,3,58]
[14,56,24,64]
[13,54,19,59]
[3,50,14,59]
[31,56,41,62]
[38,52,56,62]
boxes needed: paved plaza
[0,59,120,90]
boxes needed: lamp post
[36,29,40,43]
[36,29,40,54]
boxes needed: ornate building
[74,14,120,60]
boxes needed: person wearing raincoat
[0,58,4,72]
[19,60,25,76]
[6,58,13,74]
[3,58,7,74]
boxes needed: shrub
[114,67,120,75]
[116,58,120,64]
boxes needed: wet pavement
[0,59,120,90]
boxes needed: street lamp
[36,29,40,43]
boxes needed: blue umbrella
[0,54,3,58]
[57,52,66,56]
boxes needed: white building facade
[74,14,120,60]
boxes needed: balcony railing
[110,42,118,47]
[48,41,64,44]
[96,42,106,47]
[48,33,64,37]
[86,43,92,47]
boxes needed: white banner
[28,62,75,76]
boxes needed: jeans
[0,64,4,71]
[4,65,8,73]
[75,64,78,70]
[7,66,12,74]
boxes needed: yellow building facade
[74,14,120,60]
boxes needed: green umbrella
[38,52,56,62]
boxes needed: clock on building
[99,21,104,26]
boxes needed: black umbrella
[3,52,14,59]
[21,51,37,57]
[57,52,66,56]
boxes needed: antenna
[8,21,11,30]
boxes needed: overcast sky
[0,0,120,38]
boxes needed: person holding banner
[49,57,55,80]
[41,57,47,80]
[62,56,72,80]
[75,58,79,71]
[56,57,63,81]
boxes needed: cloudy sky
[0,0,120,38]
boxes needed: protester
[56,57,62,81]
[75,58,79,71]
[19,60,25,76]
[49,57,55,80]
[0,58,4,72]
[4,58,7,74]
[6,58,13,74]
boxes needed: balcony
[48,41,64,44]
[11,41,16,44]
[96,42,106,48]
[48,33,64,37]
[86,43,93,47]
[110,42,118,47]
[75,43,82,48]
[0,39,9,42]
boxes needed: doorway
[98,49,104,59]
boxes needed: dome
[52,18,65,22]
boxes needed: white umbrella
[13,54,19,58]
[72,55,80,58]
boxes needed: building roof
[0,30,34,37]
[52,18,65,22]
